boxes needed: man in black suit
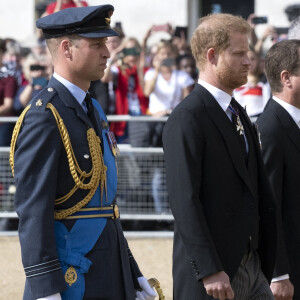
[257,39,300,299]
[163,13,290,300]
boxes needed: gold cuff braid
[10,103,107,220]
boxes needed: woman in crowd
[234,47,271,118]
[176,53,198,86]
[143,41,194,213]
[44,0,88,15]
[89,26,125,114]
[144,40,194,118]
[0,39,18,146]
[13,55,50,115]
[102,37,149,143]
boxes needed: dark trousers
[231,250,274,300]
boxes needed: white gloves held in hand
[37,277,157,300]
[36,293,62,300]
[135,276,157,300]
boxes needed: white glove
[36,293,62,300]
[135,277,157,300]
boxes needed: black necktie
[229,98,247,158]
[84,93,99,133]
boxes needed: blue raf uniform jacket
[13,76,142,299]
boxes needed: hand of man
[270,279,294,300]
[203,271,234,300]
[36,292,62,300]
[135,276,157,300]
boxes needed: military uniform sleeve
[14,106,66,298]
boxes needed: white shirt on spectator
[144,68,194,114]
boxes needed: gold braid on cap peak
[10,103,107,220]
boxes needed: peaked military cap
[36,4,119,39]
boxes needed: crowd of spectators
[1,1,300,216]
[2,2,300,148]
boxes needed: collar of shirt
[53,73,87,109]
[198,79,248,152]
[198,79,232,119]
[273,96,300,129]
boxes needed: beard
[216,60,249,90]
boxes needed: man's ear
[61,39,72,59]
[207,48,218,65]
[281,70,292,88]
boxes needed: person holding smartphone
[144,40,194,118]
[143,41,194,214]
[14,55,50,115]
[0,38,18,146]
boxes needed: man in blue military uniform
[10,5,157,300]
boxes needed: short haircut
[265,39,300,93]
[46,34,81,58]
[190,13,251,71]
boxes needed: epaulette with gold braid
[10,102,107,220]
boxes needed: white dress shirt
[273,96,300,129]
[198,79,248,152]
[53,72,87,112]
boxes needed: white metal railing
[0,115,170,220]
[0,115,168,123]
[0,114,257,123]
[0,113,258,221]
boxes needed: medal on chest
[105,130,120,157]
[228,103,244,135]
[236,116,244,135]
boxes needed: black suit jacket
[163,84,278,299]
[257,98,299,293]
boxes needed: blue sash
[55,99,117,299]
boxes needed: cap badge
[105,17,111,25]
[35,99,43,107]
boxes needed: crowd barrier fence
[0,115,173,222]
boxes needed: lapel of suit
[237,102,259,195]
[270,98,300,153]
[236,99,261,156]
[49,76,94,129]
[196,84,256,198]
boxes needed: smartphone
[152,24,169,32]
[275,27,289,35]
[252,16,268,24]
[115,22,122,29]
[174,26,188,38]
[161,58,175,67]
[32,77,48,88]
